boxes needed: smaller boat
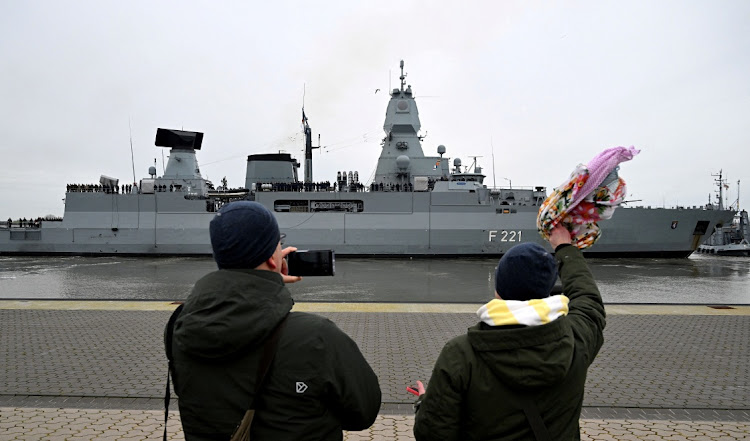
[697,173,750,256]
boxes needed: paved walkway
[1,301,749,440]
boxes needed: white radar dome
[396,155,411,170]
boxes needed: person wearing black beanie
[209,201,287,271]
[167,201,381,440]
[494,242,558,302]
[413,225,606,441]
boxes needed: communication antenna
[711,170,725,210]
[490,137,496,189]
[467,156,482,173]
[729,179,741,211]
[399,60,407,92]
[128,118,136,183]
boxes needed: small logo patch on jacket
[296,382,308,393]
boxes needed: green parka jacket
[169,269,381,440]
[413,245,605,441]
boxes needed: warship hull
[0,189,734,258]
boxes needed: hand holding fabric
[537,146,640,249]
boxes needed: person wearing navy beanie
[209,201,285,270]
[168,201,381,440]
[413,225,606,440]
[494,242,558,301]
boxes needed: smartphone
[286,250,336,277]
[406,385,420,396]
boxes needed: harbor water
[1,254,749,304]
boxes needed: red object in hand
[406,385,420,396]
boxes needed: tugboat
[697,174,750,256]
[0,60,736,257]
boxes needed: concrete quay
[1,300,749,440]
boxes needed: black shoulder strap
[163,303,184,441]
[251,315,288,406]
[164,304,184,364]
[482,356,552,441]
[516,393,552,441]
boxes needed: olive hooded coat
[169,269,381,441]
[413,245,605,441]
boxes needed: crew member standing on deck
[167,201,381,440]
[413,224,606,440]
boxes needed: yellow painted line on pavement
[0,300,181,311]
[292,303,480,313]
[0,300,749,315]
[605,304,750,315]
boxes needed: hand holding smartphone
[406,385,420,396]
[286,250,335,277]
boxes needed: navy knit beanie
[495,243,558,301]
[209,201,280,269]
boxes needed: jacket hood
[468,297,574,389]
[174,269,294,359]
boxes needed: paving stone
[1,308,750,439]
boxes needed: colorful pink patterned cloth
[537,146,640,249]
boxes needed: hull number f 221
[488,230,522,242]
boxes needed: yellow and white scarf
[477,295,569,327]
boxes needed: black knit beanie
[495,243,558,301]
[209,201,280,269]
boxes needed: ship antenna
[399,60,406,92]
[128,118,136,184]
[712,170,725,210]
[490,137,497,189]
[302,106,318,183]
[737,179,741,211]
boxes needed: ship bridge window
[310,200,364,213]
[274,200,310,213]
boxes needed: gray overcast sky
[1,0,748,218]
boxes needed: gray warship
[0,61,736,257]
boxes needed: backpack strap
[481,355,552,441]
[229,314,288,440]
[515,393,552,441]
[163,303,184,441]
[252,315,287,404]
